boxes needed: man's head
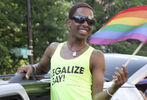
[67,2,95,40]
[69,2,94,19]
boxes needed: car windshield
[104,53,147,81]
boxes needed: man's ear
[66,18,72,27]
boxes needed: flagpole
[111,43,144,83]
[124,42,144,67]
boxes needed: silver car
[0,53,146,100]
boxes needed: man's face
[68,7,94,40]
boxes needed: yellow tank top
[51,42,94,100]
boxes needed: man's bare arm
[36,42,59,73]
[90,50,105,98]
[17,42,59,78]
[91,50,128,100]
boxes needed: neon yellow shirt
[51,42,94,100]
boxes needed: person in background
[18,2,128,100]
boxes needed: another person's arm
[90,50,128,100]
[17,42,59,79]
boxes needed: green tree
[0,0,29,74]
[31,0,72,58]
[0,0,71,74]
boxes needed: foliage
[0,0,28,74]
[0,0,147,74]
[0,0,71,74]
[31,0,72,58]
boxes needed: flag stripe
[91,27,147,39]
[117,5,147,15]
[89,33,147,45]
[137,79,147,85]
[108,17,147,26]
[113,11,147,19]
[102,23,147,32]
[106,6,147,26]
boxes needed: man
[18,2,128,100]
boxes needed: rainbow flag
[89,5,147,45]
[137,78,147,85]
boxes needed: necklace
[67,42,86,57]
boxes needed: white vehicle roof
[0,83,30,100]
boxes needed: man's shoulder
[91,48,104,57]
[90,47,104,63]
[46,42,65,57]
[49,42,59,48]
[49,42,65,48]
[89,47,105,72]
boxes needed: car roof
[104,53,147,81]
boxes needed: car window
[29,95,50,100]
[104,54,147,81]
[0,94,23,100]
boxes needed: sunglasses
[70,15,95,26]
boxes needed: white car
[104,64,147,100]
[0,53,146,100]
[104,53,147,100]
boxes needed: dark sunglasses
[70,15,95,26]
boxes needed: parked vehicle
[0,53,146,100]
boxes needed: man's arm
[90,50,105,98]
[36,42,59,73]
[90,50,128,100]
[17,42,59,79]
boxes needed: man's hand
[17,65,33,79]
[113,65,128,88]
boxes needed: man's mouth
[79,27,89,34]
[79,29,87,33]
